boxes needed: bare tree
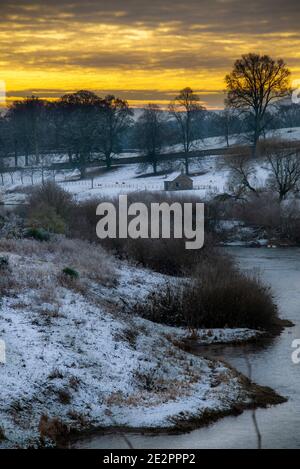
[97,95,133,169]
[262,140,300,201]
[8,96,48,166]
[135,103,167,174]
[57,90,102,179]
[169,87,206,175]
[216,108,240,147]
[225,54,291,156]
[223,146,258,198]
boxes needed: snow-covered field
[0,238,264,448]
[1,126,299,207]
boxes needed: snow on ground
[0,155,229,205]
[1,126,299,206]
[0,239,261,448]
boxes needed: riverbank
[70,247,300,449]
[69,365,285,449]
[0,239,287,448]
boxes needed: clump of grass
[48,369,64,380]
[0,237,117,287]
[67,410,88,427]
[38,414,70,447]
[57,388,71,405]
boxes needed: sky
[0,0,300,109]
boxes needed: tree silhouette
[57,90,101,178]
[135,103,167,174]
[225,53,291,155]
[97,95,133,169]
[169,87,205,175]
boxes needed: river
[74,247,300,449]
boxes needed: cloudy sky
[0,0,299,108]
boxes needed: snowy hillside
[0,237,269,448]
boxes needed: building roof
[164,172,193,182]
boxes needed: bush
[27,181,73,220]
[27,203,66,234]
[62,267,79,279]
[24,227,50,241]
[135,253,278,330]
[0,255,15,296]
[25,181,74,234]
[57,268,83,293]
[68,193,214,276]
[0,255,9,270]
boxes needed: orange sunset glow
[1,0,300,108]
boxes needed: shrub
[24,227,50,241]
[57,388,71,405]
[0,256,14,296]
[62,267,79,279]
[25,181,74,235]
[0,255,9,270]
[27,181,73,220]
[135,253,278,330]
[27,203,66,234]
[68,193,215,276]
[24,227,47,242]
[0,426,5,441]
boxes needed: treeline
[0,89,298,177]
[0,88,215,177]
[0,53,299,177]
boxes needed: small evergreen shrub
[62,267,79,279]
[24,227,50,242]
[0,256,9,270]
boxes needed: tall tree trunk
[35,150,40,165]
[184,154,189,175]
[252,115,260,157]
[153,157,157,175]
[79,152,86,179]
[105,152,111,169]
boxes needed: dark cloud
[0,0,299,33]
[6,87,223,108]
